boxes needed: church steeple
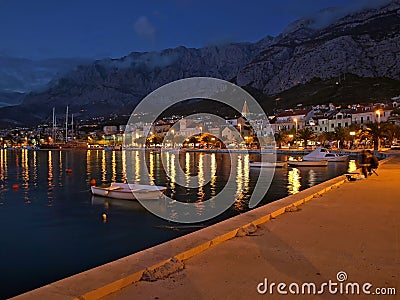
[242,100,249,118]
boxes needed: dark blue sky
[0,0,389,60]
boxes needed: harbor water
[0,149,357,298]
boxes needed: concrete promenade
[106,155,400,300]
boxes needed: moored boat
[303,148,349,162]
[91,182,167,200]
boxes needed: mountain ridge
[1,1,400,127]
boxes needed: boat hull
[250,162,287,168]
[303,156,348,162]
[288,160,328,167]
[91,183,167,200]
[302,148,349,162]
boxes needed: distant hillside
[1,1,400,127]
[254,74,400,112]
[0,91,24,108]
[156,74,400,118]
[0,56,91,94]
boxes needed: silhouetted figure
[361,150,372,178]
[368,150,379,176]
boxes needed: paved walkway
[106,155,400,300]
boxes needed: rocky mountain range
[0,56,91,107]
[1,0,399,127]
[237,0,400,94]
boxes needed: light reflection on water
[348,159,357,173]
[0,149,355,299]
[0,150,356,207]
[288,168,301,195]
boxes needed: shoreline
[13,156,394,299]
[2,146,392,158]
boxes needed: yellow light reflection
[243,154,250,193]
[112,150,116,182]
[164,151,170,176]
[48,151,53,181]
[288,168,301,195]
[101,150,106,182]
[198,153,204,199]
[47,151,54,203]
[149,152,155,182]
[122,150,126,182]
[58,151,63,184]
[3,149,7,178]
[233,155,246,211]
[59,151,62,169]
[235,155,243,199]
[170,153,175,190]
[135,151,140,183]
[33,150,37,186]
[348,160,357,173]
[21,149,29,189]
[210,153,217,196]
[185,152,190,186]
[0,149,4,182]
[87,150,91,183]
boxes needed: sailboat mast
[65,106,69,143]
[52,107,55,142]
[71,114,74,139]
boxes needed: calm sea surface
[0,149,357,298]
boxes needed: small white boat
[287,160,328,167]
[303,148,349,162]
[250,161,287,168]
[91,182,167,200]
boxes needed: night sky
[0,0,391,60]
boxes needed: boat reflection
[91,195,147,211]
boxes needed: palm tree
[274,132,287,149]
[296,127,315,148]
[173,134,185,146]
[149,134,163,146]
[360,122,389,150]
[201,135,212,148]
[134,136,146,146]
[334,127,349,148]
[316,131,328,147]
[384,123,400,146]
[188,136,198,147]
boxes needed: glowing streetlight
[375,110,381,124]
[293,118,298,134]
[375,110,382,149]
